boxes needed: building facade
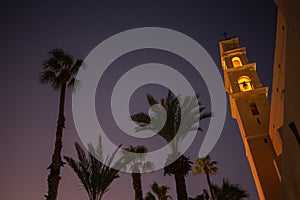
[271,0,300,199]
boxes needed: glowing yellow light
[232,56,242,67]
[238,76,253,92]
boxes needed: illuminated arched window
[232,56,242,67]
[238,76,253,92]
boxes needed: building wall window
[238,76,253,92]
[232,56,242,67]
[250,103,259,115]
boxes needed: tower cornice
[225,62,257,73]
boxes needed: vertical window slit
[250,103,259,115]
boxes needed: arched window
[238,76,253,92]
[232,56,242,67]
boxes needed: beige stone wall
[271,0,300,199]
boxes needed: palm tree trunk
[174,170,188,200]
[205,172,215,200]
[132,172,144,200]
[45,83,66,200]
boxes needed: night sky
[0,1,277,200]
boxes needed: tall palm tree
[40,48,83,200]
[212,179,249,200]
[123,145,154,200]
[193,155,219,200]
[145,182,173,200]
[64,138,122,200]
[131,90,212,200]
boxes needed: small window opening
[257,118,261,124]
[238,76,253,92]
[232,56,242,67]
[250,103,259,115]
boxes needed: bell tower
[219,37,280,200]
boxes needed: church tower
[219,37,280,200]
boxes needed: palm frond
[64,155,92,198]
[131,112,151,126]
[145,192,156,200]
[39,70,57,85]
[70,59,84,76]
[147,94,158,106]
[200,112,212,120]
[42,57,61,72]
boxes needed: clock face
[228,44,234,50]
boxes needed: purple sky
[0,1,277,199]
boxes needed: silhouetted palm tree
[64,138,122,200]
[212,179,249,200]
[193,155,219,200]
[131,90,211,200]
[40,48,83,200]
[123,145,154,200]
[145,182,173,200]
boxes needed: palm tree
[131,90,212,200]
[40,48,83,200]
[145,182,173,200]
[123,145,154,200]
[193,155,219,200]
[64,138,122,200]
[212,179,249,200]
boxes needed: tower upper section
[220,37,265,96]
[220,37,248,70]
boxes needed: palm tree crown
[193,155,219,200]
[145,182,173,200]
[64,138,122,200]
[131,91,211,152]
[193,155,218,176]
[131,90,212,200]
[40,48,83,89]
